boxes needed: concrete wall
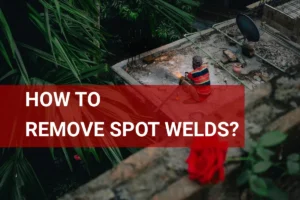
[262,4,300,43]
[294,18,300,42]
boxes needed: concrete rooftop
[123,19,300,90]
[276,0,300,19]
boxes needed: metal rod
[183,33,252,90]
[184,32,199,37]
[261,24,300,58]
[211,23,286,73]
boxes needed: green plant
[100,0,200,40]
[0,149,46,200]
[0,0,197,199]
[0,1,125,199]
[235,131,299,200]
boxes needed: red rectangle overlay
[0,85,244,147]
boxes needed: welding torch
[154,73,198,112]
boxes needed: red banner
[0,85,244,147]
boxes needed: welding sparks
[173,71,182,78]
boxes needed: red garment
[187,65,211,96]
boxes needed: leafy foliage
[235,131,300,200]
[0,0,198,199]
[100,0,200,40]
[258,131,288,147]
[0,149,46,200]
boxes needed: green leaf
[0,10,16,55]
[0,151,46,200]
[49,148,56,160]
[102,148,122,166]
[0,41,12,68]
[256,147,275,160]
[44,7,58,66]
[237,170,250,186]
[264,178,288,200]
[287,153,300,161]
[287,160,300,175]
[89,147,100,163]
[52,37,80,82]
[0,69,17,82]
[53,0,62,25]
[0,159,14,188]
[249,175,268,197]
[0,10,30,84]
[259,131,287,147]
[179,0,200,6]
[253,161,272,173]
[268,184,288,200]
[244,139,258,153]
[62,148,73,171]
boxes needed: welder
[184,56,211,100]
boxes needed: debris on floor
[223,49,237,62]
[255,39,300,70]
[154,55,171,62]
[221,56,230,64]
[232,63,242,74]
[236,54,247,66]
[143,55,156,64]
[124,19,300,90]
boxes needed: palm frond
[0,150,46,200]
[0,41,12,68]
[0,9,30,84]
[0,0,201,198]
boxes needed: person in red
[185,56,211,101]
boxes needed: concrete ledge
[111,19,236,85]
[151,176,204,200]
[60,148,167,199]
[262,3,300,43]
[60,74,300,199]
[245,82,272,110]
[60,148,241,200]
[246,0,272,10]
[151,163,239,200]
[266,108,300,132]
